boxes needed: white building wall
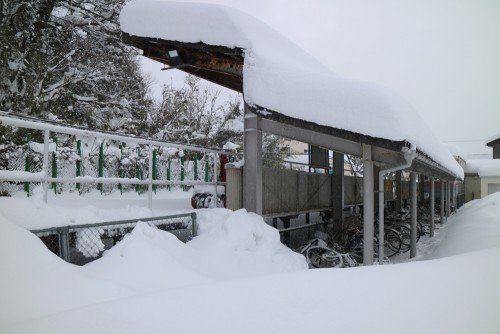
[481,177,500,197]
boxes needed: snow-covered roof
[486,133,500,146]
[120,1,463,179]
[465,159,500,177]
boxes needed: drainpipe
[378,144,417,262]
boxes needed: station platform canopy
[120,0,463,181]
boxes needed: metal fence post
[118,144,124,195]
[52,134,58,194]
[148,144,153,210]
[42,130,50,203]
[135,146,141,193]
[24,133,31,196]
[152,148,157,193]
[194,155,198,181]
[167,158,171,191]
[98,142,104,194]
[205,155,209,182]
[191,212,197,237]
[180,155,185,191]
[76,139,81,192]
[58,227,70,262]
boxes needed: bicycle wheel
[384,228,402,257]
[306,246,343,268]
[393,224,411,253]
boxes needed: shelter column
[449,181,452,217]
[430,177,435,237]
[418,174,425,205]
[243,104,263,214]
[440,180,445,224]
[410,172,418,258]
[395,171,403,212]
[332,152,344,233]
[362,144,374,265]
[374,165,380,214]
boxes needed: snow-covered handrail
[0,111,231,209]
[0,111,234,156]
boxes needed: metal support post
[42,130,50,203]
[446,182,451,218]
[167,159,171,191]
[76,139,81,192]
[152,148,157,193]
[362,144,374,265]
[440,180,445,224]
[148,144,153,210]
[332,152,344,234]
[118,144,123,195]
[430,177,435,237]
[180,154,185,191]
[98,141,103,194]
[395,171,402,212]
[52,134,58,194]
[24,133,31,196]
[59,227,70,262]
[410,172,418,258]
[135,147,140,193]
[191,212,197,237]
[213,153,218,205]
[243,104,263,214]
[194,155,198,181]
[205,155,209,182]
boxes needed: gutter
[378,144,417,262]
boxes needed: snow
[120,1,463,180]
[486,133,500,144]
[222,141,240,150]
[465,159,500,177]
[1,189,500,333]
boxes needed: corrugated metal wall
[225,166,465,215]
[262,167,331,216]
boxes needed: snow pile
[425,192,500,259]
[0,200,306,327]
[84,221,212,292]
[189,209,308,278]
[85,209,306,292]
[120,0,463,179]
[0,217,132,326]
[1,191,500,333]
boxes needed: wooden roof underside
[123,34,244,92]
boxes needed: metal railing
[31,212,197,265]
[0,112,233,209]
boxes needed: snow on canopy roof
[465,159,500,177]
[120,0,463,179]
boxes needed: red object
[219,155,228,208]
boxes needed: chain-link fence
[31,212,197,265]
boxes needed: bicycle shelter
[120,1,464,265]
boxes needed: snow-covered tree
[150,76,243,150]
[0,0,153,134]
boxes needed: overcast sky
[138,0,500,158]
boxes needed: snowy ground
[1,187,500,333]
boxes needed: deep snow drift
[1,190,500,333]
